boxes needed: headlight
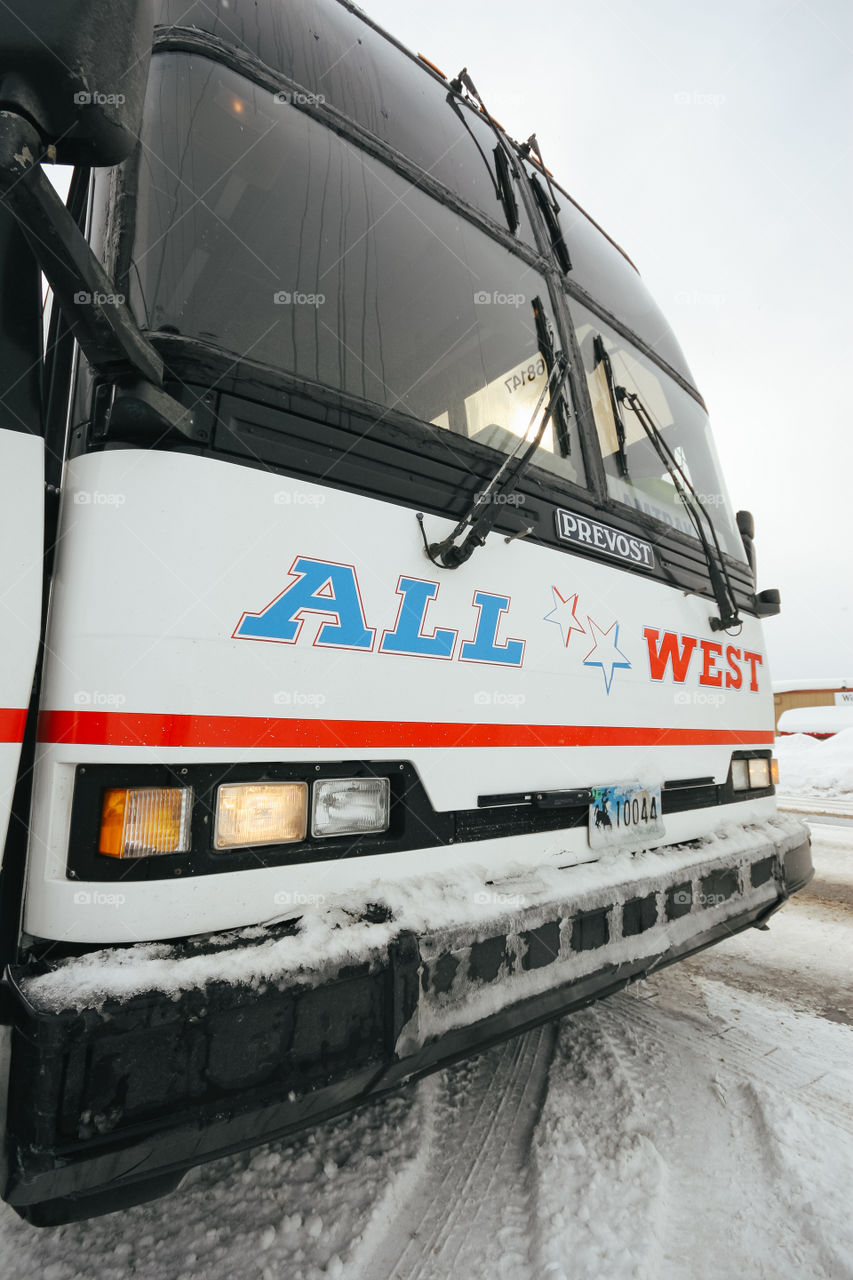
[214,782,307,848]
[731,759,750,791]
[311,778,390,838]
[748,757,771,789]
[731,757,771,791]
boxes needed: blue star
[583,618,631,694]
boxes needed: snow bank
[777,706,853,735]
[775,727,853,796]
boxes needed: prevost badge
[555,509,655,568]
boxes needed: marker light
[748,757,772,789]
[771,758,779,786]
[214,782,307,849]
[311,778,390,838]
[99,787,193,859]
[417,52,448,79]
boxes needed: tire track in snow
[348,1022,557,1280]
[531,1003,670,1280]
[637,986,853,1280]
[739,1079,853,1280]
[528,976,853,1280]
[647,968,853,1135]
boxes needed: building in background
[774,678,853,736]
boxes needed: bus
[0,0,811,1225]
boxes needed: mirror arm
[0,110,196,440]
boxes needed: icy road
[2,820,851,1280]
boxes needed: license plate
[589,782,665,849]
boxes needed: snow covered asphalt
[1,817,850,1279]
[777,794,853,818]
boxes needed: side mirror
[0,0,154,166]
[755,588,781,618]
[736,509,756,576]
[735,514,780,618]
[735,510,755,541]
[0,2,192,440]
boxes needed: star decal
[582,617,631,694]
[544,587,586,648]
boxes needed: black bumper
[3,832,813,1225]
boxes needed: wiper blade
[492,143,520,233]
[447,68,520,234]
[593,333,629,477]
[421,299,571,570]
[616,387,742,632]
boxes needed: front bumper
[3,815,811,1224]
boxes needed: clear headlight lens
[312,778,390,838]
[732,757,772,791]
[731,759,750,791]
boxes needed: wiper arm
[449,66,504,138]
[534,294,573,458]
[420,302,571,570]
[593,334,630,477]
[616,387,742,632]
[422,356,567,569]
[519,133,561,217]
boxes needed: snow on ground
[0,1083,425,1280]
[776,727,853,797]
[1,820,851,1279]
[532,829,853,1279]
[533,981,853,1280]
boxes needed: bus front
[0,0,811,1224]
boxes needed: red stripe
[0,708,28,743]
[37,710,775,750]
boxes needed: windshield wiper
[615,386,742,632]
[447,68,520,234]
[593,333,629,476]
[492,143,520,233]
[420,299,571,570]
[535,294,573,458]
[517,134,572,273]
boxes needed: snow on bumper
[3,814,811,1221]
[403,814,810,1047]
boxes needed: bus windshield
[125,54,586,487]
[570,301,745,560]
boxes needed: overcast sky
[363,0,852,681]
